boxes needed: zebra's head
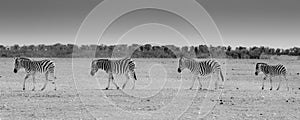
[178,56,186,73]
[13,57,30,73]
[255,63,267,75]
[90,60,99,76]
[13,57,21,73]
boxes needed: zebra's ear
[13,57,18,63]
[13,56,18,60]
[91,59,95,63]
[255,63,261,68]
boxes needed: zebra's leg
[284,75,289,91]
[189,75,196,90]
[110,75,119,90]
[269,77,273,90]
[23,74,30,90]
[197,76,202,90]
[106,74,112,90]
[219,70,225,89]
[215,73,219,90]
[32,73,36,91]
[262,76,266,90]
[277,76,282,90]
[122,72,130,89]
[50,69,57,90]
[131,72,136,89]
[41,72,49,91]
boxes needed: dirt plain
[0,58,300,120]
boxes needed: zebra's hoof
[262,87,264,90]
[23,88,25,91]
[41,88,45,91]
[276,88,279,90]
[270,88,272,91]
[117,87,120,90]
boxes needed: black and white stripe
[90,58,137,90]
[13,57,57,91]
[177,56,224,90]
[255,63,289,90]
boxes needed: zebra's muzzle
[177,68,181,73]
[90,71,95,76]
[13,69,17,73]
[255,72,258,76]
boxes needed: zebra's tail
[219,70,224,82]
[133,72,137,80]
[128,59,137,80]
[50,61,57,79]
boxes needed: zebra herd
[8,56,290,91]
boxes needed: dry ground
[0,58,300,120]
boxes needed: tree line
[0,43,299,58]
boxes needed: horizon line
[0,43,299,49]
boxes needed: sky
[0,0,299,49]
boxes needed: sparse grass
[0,58,300,119]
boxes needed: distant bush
[0,43,299,59]
[272,55,299,61]
[260,53,272,59]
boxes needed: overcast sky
[0,0,299,48]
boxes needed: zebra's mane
[15,57,31,63]
[256,62,268,69]
[96,59,109,61]
[256,62,284,68]
[92,59,107,64]
[181,56,213,63]
[180,56,200,65]
[256,62,268,66]
[18,57,31,60]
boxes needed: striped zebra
[90,58,137,90]
[177,56,224,90]
[255,63,289,90]
[13,57,57,91]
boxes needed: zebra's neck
[20,59,33,69]
[184,59,198,70]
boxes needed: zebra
[90,58,137,90]
[177,56,224,90]
[255,63,289,91]
[13,57,57,91]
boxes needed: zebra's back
[27,59,55,73]
[110,58,135,74]
[263,64,286,76]
[190,59,221,76]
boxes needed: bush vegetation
[0,43,299,58]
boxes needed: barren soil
[1,58,300,119]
